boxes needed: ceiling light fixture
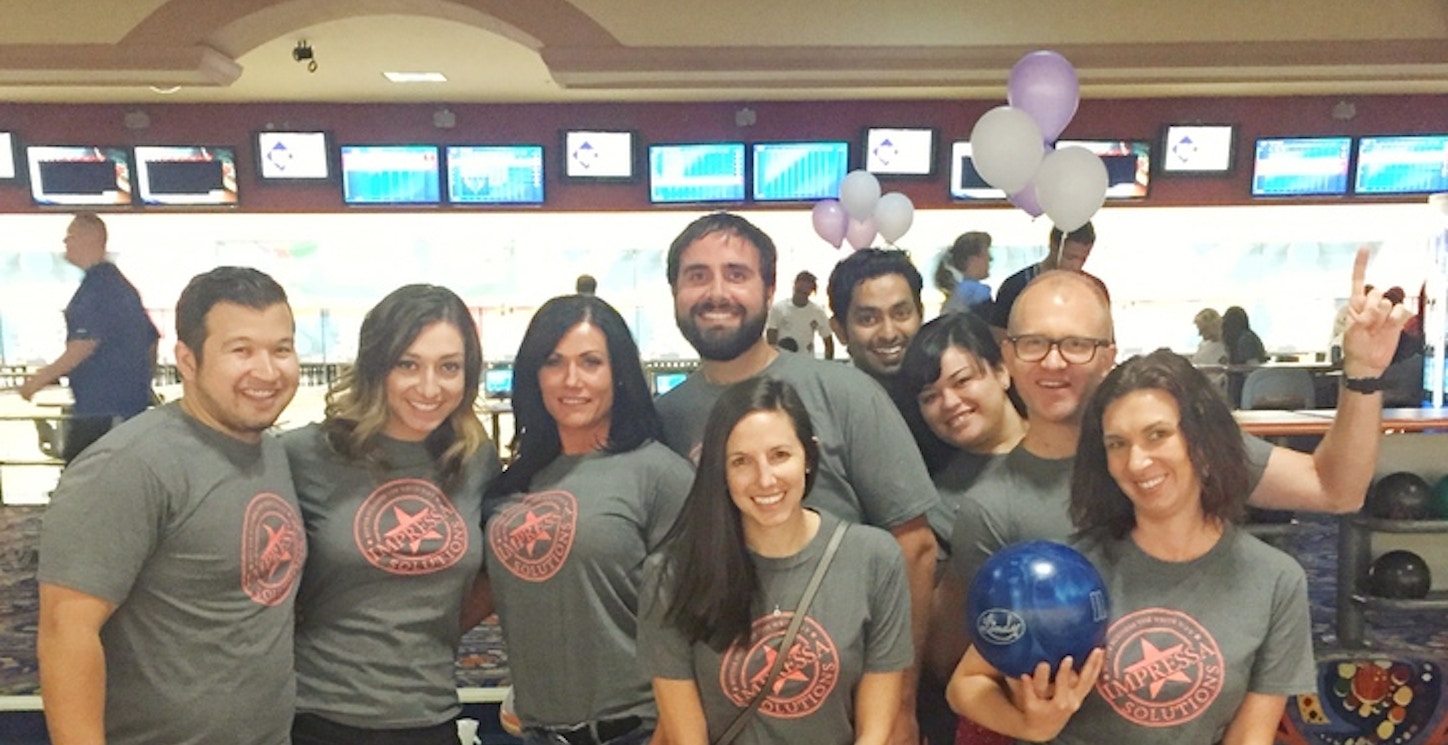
[148,85,182,95]
[384,71,447,83]
[293,40,317,73]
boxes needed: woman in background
[478,294,694,745]
[641,377,912,745]
[1191,308,1228,394]
[948,350,1314,744]
[285,284,501,745]
[935,231,994,316]
[1221,306,1266,406]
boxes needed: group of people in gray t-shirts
[34,211,1409,745]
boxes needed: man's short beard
[677,308,768,361]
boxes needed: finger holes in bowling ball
[1368,550,1432,599]
[966,540,1110,678]
[1363,472,1435,521]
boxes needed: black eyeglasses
[1007,335,1112,364]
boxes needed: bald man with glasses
[926,257,1410,686]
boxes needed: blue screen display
[446,145,545,204]
[1251,138,1351,197]
[1354,135,1448,195]
[340,145,441,205]
[752,142,849,201]
[653,371,689,395]
[648,143,745,203]
[484,368,513,398]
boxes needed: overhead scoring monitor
[563,130,636,180]
[255,131,333,182]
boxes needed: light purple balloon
[811,199,848,248]
[845,216,877,250]
[1007,50,1080,143]
[1009,184,1045,218]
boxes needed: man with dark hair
[767,270,834,358]
[825,248,925,381]
[988,220,1096,330]
[825,248,957,479]
[928,251,1411,689]
[658,212,939,744]
[38,266,306,745]
[20,214,160,462]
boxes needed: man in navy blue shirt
[20,214,159,462]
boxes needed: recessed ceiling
[0,0,1444,104]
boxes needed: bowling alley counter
[1233,407,1448,437]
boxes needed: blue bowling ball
[967,540,1110,677]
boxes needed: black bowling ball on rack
[1368,550,1432,599]
[1364,472,1435,520]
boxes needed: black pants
[291,712,459,745]
[62,416,119,464]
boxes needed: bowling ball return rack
[1337,514,1448,648]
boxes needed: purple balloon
[1007,51,1080,143]
[811,199,848,248]
[1009,184,1045,218]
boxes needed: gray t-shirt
[1045,525,1315,744]
[928,449,996,556]
[656,352,940,531]
[640,511,914,745]
[38,403,306,745]
[283,424,502,728]
[483,441,693,728]
[945,434,1272,590]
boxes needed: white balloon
[1034,146,1108,232]
[839,170,882,220]
[969,106,1046,194]
[873,192,915,244]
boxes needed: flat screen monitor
[1353,135,1448,195]
[134,146,239,206]
[484,367,514,399]
[864,127,936,177]
[1251,137,1352,197]
[340,144,441,205]
[751,141,849,202]
[653,370,689,396]
[1160,124,1236,174]
[1055,140,1152,198]
[26,146,133,207]
[948,141,1008,200]
[0,132,17,181]
[445,145,544,205]
[562,130,636,180]
[256,131,333,182]
[648,142,746,204]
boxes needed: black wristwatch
[1342,375,1388,393]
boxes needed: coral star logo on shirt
[1096,607,1224,728]
[719,612,839,719]
[488,490,578,582]
[241,492,305,606]
[353,478,468,575]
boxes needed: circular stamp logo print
[241,492,305,606]
[487,490,578,582]
[719,612,840,719]
[353,478,468,575]
[1096,607,1224,728]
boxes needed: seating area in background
[1242,367,1320,410]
